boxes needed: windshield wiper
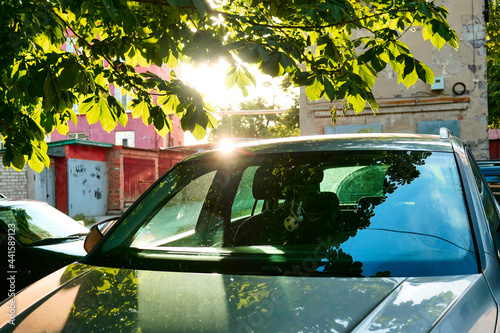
[27,235,86,246]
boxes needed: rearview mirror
[84,217,118,253]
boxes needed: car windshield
[98,150,477,278]
[0,203,89,245]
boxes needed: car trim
[454,146,488,273]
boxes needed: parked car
[477,160,500,202]
[2,129,500,332]
[0,200,89,300]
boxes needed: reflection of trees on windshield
[282,151,432,278]
[0,207,42,244]
[118,151,435,279]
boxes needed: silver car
[1,129,499,332]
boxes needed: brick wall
[105,146,205,213]
[0,154,28,199]
[106,147,124,213]
[55,157,68,214]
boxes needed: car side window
[231,166,263,221]
[468,151,500,243]
[131,171,217,247]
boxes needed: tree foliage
[1,0,458,170]
[208,97,299,141]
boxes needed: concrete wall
[67,159,108,216]
[300,0,489,159]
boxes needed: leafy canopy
[1,0,458,171]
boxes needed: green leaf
[159,95,179,114]
[69,109,78,125]
[123,10,137,35]
[43,72,56,105]
[430,33,446,50]
[28,150,45,172]
[59,65,82,89]
[401,69,418,88]
[118,110,128,127]
[402,56,415,78]
[158,34,171,59]
[79,96,95,115]
[167,52,179,69]
[142,103,151,125]
[305,77,324,101]
[10,148,27,171]
[86,98,102,124]
[224,66,238,89]
[100,98,117,132]
[323,78,336,101]
[414,61,435,84]
[356,64,376,88]
[389,19,399,30]
[203,101,214,113]
[132,100,147,119]
[193,0,207,14]
[241,66,257,86]
[346,91,367,113]
[56,117,70,135]
[191,123,207,140]
[418,3,432,18]
[259,53,281,77]
[102,0,121,22]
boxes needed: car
[1,128,500,332]
[0,199,89,300]
[478,160,500,202]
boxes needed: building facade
[50,38,185,149]
[300,0,489,159]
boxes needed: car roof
[194,133,463,160]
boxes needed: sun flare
[181,61,243,108]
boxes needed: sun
[181,61,244,108]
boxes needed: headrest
[301,191,339,212]
[252,166,324,200]
[292,168,324,185]
[252,166,283,200]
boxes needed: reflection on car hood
[0,263,493,332]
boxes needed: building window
[65,37,83,54]
[114,85,133,112]
[67,133,87,140]
[418,120,459,137]
[116,131,135,147]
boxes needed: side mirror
[84,217,118,253]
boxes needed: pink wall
[50,113,184,149]
[58,37,185,148]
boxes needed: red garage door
[124,158,156,203]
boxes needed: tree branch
[129,0,416,31]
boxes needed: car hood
[0,263,494,332]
